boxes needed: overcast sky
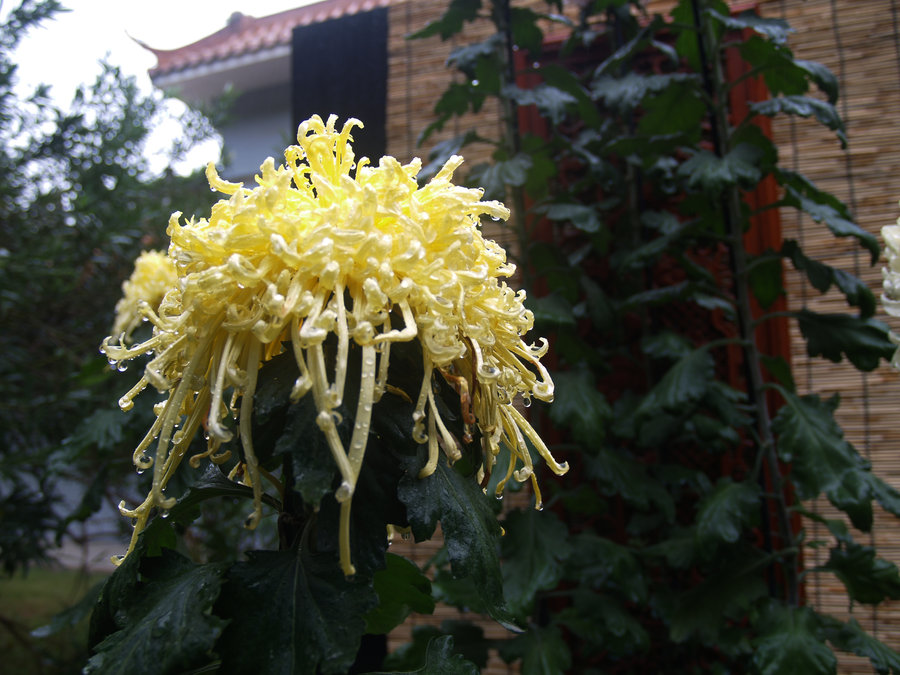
[4,0,319,170]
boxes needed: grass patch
[0,566,108,674]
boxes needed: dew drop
[160,510,170,519]
[136,469,145,475]
[522,396,532,408]
[117,363,128,373]
[537,504,545,512]
[495,494,504,501]
[113,555,125,563]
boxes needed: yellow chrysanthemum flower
[111,250,178,343]
[102,114,567,575]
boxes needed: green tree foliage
[0,0,219,574]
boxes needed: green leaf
[591,72,700,113]
[752,95,846,146]
[565,534,646,603]
[777,169,879,262]
[772,391,861,500]
[782,239,875,317]
[373,635,479,675]
[364,553,435,635]
[470,153,532,199]
[542,201,601,233]
[752,604,837,675]
[501,507,572,617]
[586,450,675,522]
[380,625,487,673]
[821,615,900,674]
[166,463,273,527]
[407,0,481,40]
[637,79,707,140]
[527,293,576,326]
[679,143,764,194]
[510,7,543,56]
[695,478,760,546]
[668,548,769,643]
[499,624,572,675]
[707,8,793,45]
[794,311,894,371]
[795,59,840,104]
[821,543,900,605]
[635,347,715,419]
[398,456,518,630]
[548,369,611,447]
[216,547,377,675]
[557,590,649,656]
[85,550,226,675]
[502,83,575,126]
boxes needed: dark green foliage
[403,0,900,672]
[216,547,376,675]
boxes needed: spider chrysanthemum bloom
[102,114,567,575]
[882,218,900,367]
[111,249,177,343]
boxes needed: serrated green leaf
[398,456,517,630]
[637,80,707,140]
[407,0,481,40]
[371,635,479,675]
[510,7,543,55]
[548,369,611,447]
[707,8,792,44]
[821,543,900,605]
[216,547,377,675]
[471,153,532,199]
[380,623,488,673]
[586,450,675,522]
[166,464,273,527]
[821,615,900,674]
[85,550,226,675]
[528,293,576,326]
[829,468,874,532]
[795,59,839,103]
[782,239,875,317]
[696,478,760,546]
[772,391,860,500]
[592,72,700,113]
[752,95,846,146]
[364,553,435,635]
[777,170,879,262]
[635,347,715,419]
[543,202,600,233]
[679,143,763,194]
[557,590,649,655]
[565,534,646,603]
[499,624,572,675]
[501,507,572,617]
[752,604,836,675]
[794,311,894,371]
[502,83,575,126]
[669,548,769,643]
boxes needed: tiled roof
[147,0,395,77]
